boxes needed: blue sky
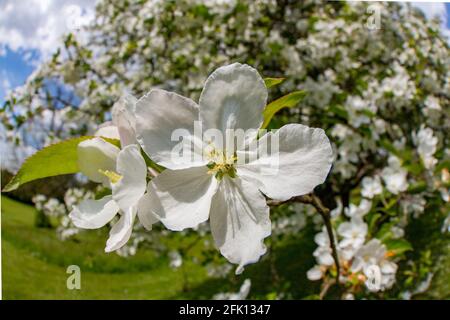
[0,47,38,102]
[0,1,449,105]
[448,2,450,27]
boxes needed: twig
[319,278,336,300]
[267,194,341,282]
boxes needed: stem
[267,194,341,283]
[319,279,336,300]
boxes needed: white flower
[440,188,449,203]
[70,96,158,252]
[342,293,355,300]
[391,226,405,239]
[136,63,333,273]
[338,217,368,253]
[313,228,335,266]
[412,125,438,169]
[352,239,385,273]
[381,156,408,194]
[168,250,183,269]
[401,194,426,218]
[361,176,382,199]
[307,265,323,281]
[344,199,372,218]
[213,279,252,300]
[94,94,138,146]
[424,95,441,111]
[351,239,398,292]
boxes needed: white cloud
[0,0,96,61]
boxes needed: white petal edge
[105,207,136,252]
[77,137,120,186]
[69,195,119,229]
[210,176,271,274]
[137,189,160,230]
[146,166,218,231]
[112,94,138,146]
[199,63,267,135]
[112,144,148,213]
[136,88,205,170]
[237,123,333,201]
[95,122,120,140]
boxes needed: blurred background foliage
[1,0,449,299]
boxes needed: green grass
[1,195,320,299]
[1,196,210,299]
[2,195,449,299]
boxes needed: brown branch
[319,278,336,300]
[268,193,341,282]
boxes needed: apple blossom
[337,217,368,253]
[70,95,158,252]
[306,265,323,281]
[412,125,438,170]
[351,239,398,292]
[136,63,333,273]
[361,176,383,199]
[381,156,408,195]
[344,199,372,218]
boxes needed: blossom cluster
[2,0,449,298]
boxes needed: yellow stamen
[99,169,123,184]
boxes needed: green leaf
[327,105,349,120]
[375,221,395,241]
[384,239,413,256]
[261,91,306,129]
[368,212,382,233]
[264,77,285,88]
[3,136,120,192]
[407,181,427,194]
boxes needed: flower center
[99,169,122,184]
[205,146,237,180]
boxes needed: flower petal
[95,122,120,140]
[136,88,204,169]
[77,137,120,185]
[199,63,267,134]
[112,94,138,146]
[105,207,136,252]
[112,144,147,213]
[210,176,271,274]
[136,188,160,230]
[69,195,119,229]
[147,166,218,231]
[237,124,333,201]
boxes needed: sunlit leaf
[264,77,285,88]
[384,239,413,256]
[3,136,120,192]
[261,90,306,129]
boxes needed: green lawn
[1,195,321,299]
[1,196,213,299]
[1,195,449,299]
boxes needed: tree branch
[267,194,341,282]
